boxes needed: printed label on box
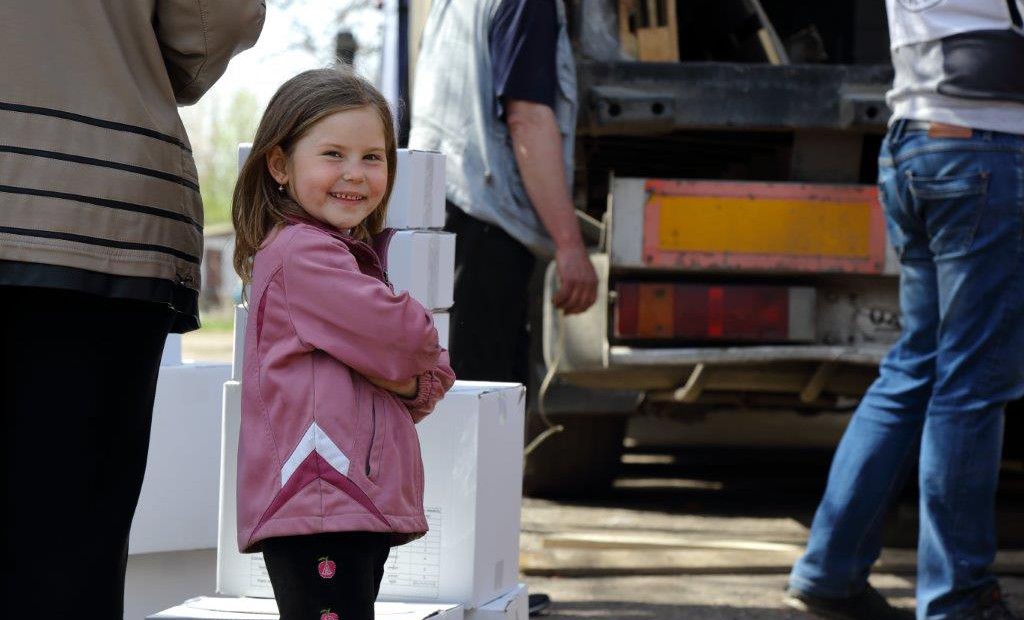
[251,555,271,589]
[380,507,443,599]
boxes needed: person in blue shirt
[410,0,597,388]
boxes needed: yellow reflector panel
[658,196,872,258]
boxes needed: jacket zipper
[350,240,393,290]
[366,399,377,476]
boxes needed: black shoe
[784,584,914,620]
[528,592,551,617]
[951,585,1019,620]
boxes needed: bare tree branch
[266,0,381,63]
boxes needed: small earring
[277,184,285,193]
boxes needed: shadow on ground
[556,446,1024,548]
[539,601,807,619]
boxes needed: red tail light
[614,283,815,342]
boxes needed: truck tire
[523,413,627,498]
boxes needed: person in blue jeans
[786,3,1024,619]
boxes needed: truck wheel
[523,413,627,498]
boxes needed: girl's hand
[366,375,418,399]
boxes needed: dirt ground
[519,448,1024,618]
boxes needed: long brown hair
[232,67,398,293]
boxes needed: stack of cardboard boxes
[150,147,528,619]
[380,382,529,620]
[208,380,528,620]
[133,344,231,557]
[383,149,454,347]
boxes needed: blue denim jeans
[789,121,1024,620]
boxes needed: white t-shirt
[885,0,1024,134]
[886,0,1019,47]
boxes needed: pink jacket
[237,217,455,553]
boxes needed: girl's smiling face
[267,106,388,232]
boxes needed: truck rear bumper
[608,344,887,367]
[542,254,892,403]
[557,346,885,408]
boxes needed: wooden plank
[618,0,638,58]
[637,27,678,62]
[520,546,1024,578]
[636,0,678,62]
[521,547,801,577]
[620,0,678,62]
[748,0,789,64]
[543,531,803,553]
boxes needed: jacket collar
[283,213,396,271]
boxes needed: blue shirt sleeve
[489,0,559,120]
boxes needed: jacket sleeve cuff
[400,373,436,414]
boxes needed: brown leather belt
[904,120,974,139]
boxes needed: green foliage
[182,90,260,227]
[198,309,236,333]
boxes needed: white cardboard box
[162,333,183,366]
[388,230,455,311]
[148,596,463,620]
[465,584,528,620]
[434,311,450,349]
[216,381,261,596]
[387,149,446,229]
[378,382,526,609]
[130,362,232,554]
[126,549,217,620]
[238,143,252,173]
[217,382,525,610]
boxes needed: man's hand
[366,375,418,399]
[506,99,598,315]
[553,243,598,315]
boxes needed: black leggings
[2,285,174,619]
[262,532,392,620]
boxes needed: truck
[406,0,1023,497]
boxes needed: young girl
[231,68,455,620]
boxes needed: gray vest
[409,0,578,257]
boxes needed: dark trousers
[1,286,173,619]
[444,204,536,384]
[262,532,392,620]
